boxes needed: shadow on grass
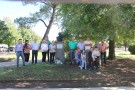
[0,59,134,88]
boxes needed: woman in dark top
[23,40,31,62]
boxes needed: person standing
[77,38,85,53]
[101,40,107,64]
[84,37,92,64]
[31,39,39,64]
[15,39,25,67]
[68,37,77,64]
[79,50,87,69]
[23,40,31,63]
[49,41,56,64]
[41,39,48,62]
[45,36,51,62]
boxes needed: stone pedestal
[55,42,65,63]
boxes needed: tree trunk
[108,39,115,60]
[38,4,57,50]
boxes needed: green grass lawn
[0,63,99,80]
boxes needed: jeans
[69,49,75,63]
[101,52,106,64]
[16,51,25,67]
[32,50,38,64]
[81,60,87,69]
[76,59,81,66]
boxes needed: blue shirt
[15,43,24,51]
[46,40,51,46]
[77,42,85,50]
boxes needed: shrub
[128,45,135,54]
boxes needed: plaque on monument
[57,44,63,49]
[55,42,65,63]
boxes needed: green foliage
[128,45,135,54]
[59,4,135,45]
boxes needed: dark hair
[25,40,29,43]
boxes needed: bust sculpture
[57,33,63,42]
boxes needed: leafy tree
[14,1,58,48]
[59,4,135,60]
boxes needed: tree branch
[38,19,48,27]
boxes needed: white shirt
[84,41,92,50]
[92,50,100,59]
[49,44,56,53]
[41,43,48,52]
[31,42,39,50]
[81,54,86,61]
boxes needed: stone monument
[55,33,65,63]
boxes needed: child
[74,49,81,66]
[92,46,100,70]
[80,50,87,69]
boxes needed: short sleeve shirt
[69,41,77,50]
[84,41,92,50]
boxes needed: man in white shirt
[31,38,39,64]
[84,37,92,63]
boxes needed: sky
[0,1,59,41]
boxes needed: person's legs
[35,50,38,64]
[86,50,90,64]
[81,60,84,69]
[32,50,34,64]
[16,52,20,67]
[50,53,53,64]
[27,53,30,62]
[69,50,75,64]
[104,52,106,64]
[42,52,45,62]
[47,50,50,62]
[53,53,55,63]
[20,51,25,66]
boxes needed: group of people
[69,37,107,70]
[15,36,56,67]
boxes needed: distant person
[77,39,85,53]
[94,41,101,52]
[84,37,92,63]
[41,39,48,62]
[23,40,31,63]
[49,41,56,64]
[45,36,51,62]
[15,39,25,67]
[101,40,107,64]
[31,38,39,64]
[74,48,81,66]
[68,37,77,64]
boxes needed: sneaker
[80,67,83,70]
